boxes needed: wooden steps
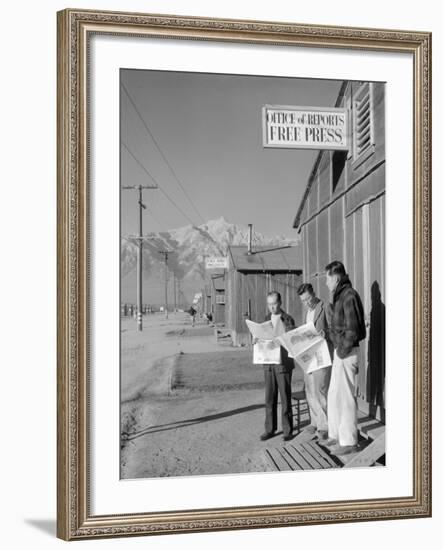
[264,411,386,471]
[335,411,386,468]
[214,327,233,345]
[341,431,385,468]
[357,410,385,441]
[290,429,316,446]
[264,439,341,471]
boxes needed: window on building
[332,150,346,193]
[352,82,375,164]
[215,292,225,304]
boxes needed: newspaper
[245,319,286,365]
[294,339,332,373]
[276,322,332,374]
[245,320,274,341]
[252,340,281,364]
[277,322,322,357]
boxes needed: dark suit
[262,309,295,437]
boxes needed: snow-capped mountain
[121,217,300,305]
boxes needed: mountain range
[121,217,300,306]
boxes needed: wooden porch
[263,393,385,471]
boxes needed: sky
[120,69,343,238]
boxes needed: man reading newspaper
[249,291,295,442]
[296,283,333,441]
[321,261,366,457]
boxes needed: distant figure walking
[188,306,197,327]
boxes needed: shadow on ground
[126,403,265,441]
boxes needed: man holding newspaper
[246,290,332,442]
[246,261,366,456]
[246,291,296,442]
[297,283,334,441]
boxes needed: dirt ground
[121,312,306,479]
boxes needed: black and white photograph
[119,69,386,479]
[2,0,437,543]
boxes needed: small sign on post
[263,104,348,150]
[205,256,228,269]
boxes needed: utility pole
[158,250,173,319]
[173,272,177,313]
[247,223,253,255]
[176,278,181,310]
[122,184,157,331]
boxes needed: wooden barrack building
[200,270,226,326]
[293,80,386,422]
[225,245,303,346]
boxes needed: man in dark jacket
[255,290,295,442]
[322,261,366,456]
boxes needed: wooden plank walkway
[264,437,341,471]
[357,410,385,441]
[264,410,386,471]
[341,431,386,468]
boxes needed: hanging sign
[205,257,228,269]
[263,104,348,150]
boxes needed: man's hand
[252,337,259,345]
[318,329,325,338]
[267,338,282,350]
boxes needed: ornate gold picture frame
[57,8,431,540]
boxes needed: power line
[122,141,158,187]
[121,145,165,228]
[122,140,197,226]
[121,82,205,224]
[121,86,227,255]
[121,102,224,255]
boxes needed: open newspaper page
[245,319,286,365]
[252,340,281,364]
[245,320,274,340]
[276,322,322,357]
[295,339,332,373]
[276,322,331,373]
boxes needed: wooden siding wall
[298,82,385,420]
[200,280,226,325]
[226,271,303,346]
[211,291,226,325]
[203,284,212,315]
[199,283,211,315]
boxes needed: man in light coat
[297,283,333,441]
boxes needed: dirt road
[121,312,305,479]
